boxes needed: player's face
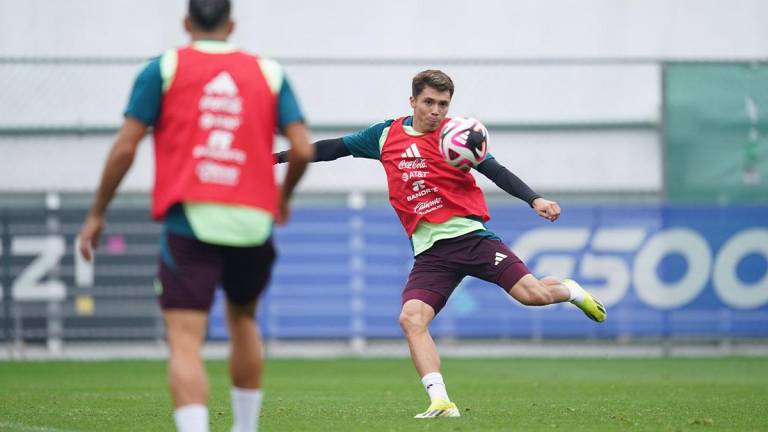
[410,86,451,133]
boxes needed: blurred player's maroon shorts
[157,232,276,311]
[402,232,530,314]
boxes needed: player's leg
[226,300,264,432]
[165,310,210,431]
[494,250,606,321]
[226,300,261,388]
[506,273,605,321]
[471,236,606,322]
[400,239,465,419]
[157,233,222,432]
[506,273,569,305]
[221,241,276,432]
[400,297,440,377]
[400,296,461,418]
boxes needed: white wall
[1,0,765,193]
[2,0,767,59]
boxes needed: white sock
[565,279,586,304]
[231,387,263,432]
[174,404,209,432]
[421,372,450,403]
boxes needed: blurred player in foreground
[78,0,313,430]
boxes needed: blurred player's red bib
[381,117,490,237]
[151,46,278,220]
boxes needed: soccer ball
[439,117,489,171]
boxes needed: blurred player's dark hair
[188,0,231,31]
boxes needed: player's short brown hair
[412,70,454,98]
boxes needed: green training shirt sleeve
[341,120,394,160]
[123,57,162,126]
[276,76,305,130]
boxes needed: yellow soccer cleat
[564,279,607,322]
[414,399,461,418]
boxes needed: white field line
[0,421,80,432]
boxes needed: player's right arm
[273,120,392,164]
[274,137,351,163]
[79,57,161,261]
[79,118,147,261]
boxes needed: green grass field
[1,357,767,431]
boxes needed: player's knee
[168,351,203,382]
[399,310,428,334]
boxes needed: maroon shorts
[402,232,530,315]
[157,232,276,311]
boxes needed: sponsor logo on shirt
[398,159,428,170]
[413,197,444,215]
[194,71,246,185]
[401,171,428,182]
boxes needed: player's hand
[78,214,105,262]
[276,184,291,224]
[532,197,561,222]
[276,198,291,225]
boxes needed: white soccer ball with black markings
[439,117,489,171]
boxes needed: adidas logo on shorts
[494,252,507,266]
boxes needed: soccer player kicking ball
[274,69,606,418]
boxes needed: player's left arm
[274,137,351,163]
[475,158,560,222]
